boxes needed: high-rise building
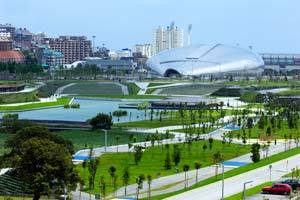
[14,28,33,50]
[153,23,183,54]
[44,36,92,64]
[135,44,152,58]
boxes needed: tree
[1,126,79,200]
[108,166,117,187]
[172,144,181,170]
[208,137,214,150]
[164,148,172,170]
[212,151,222,178]
[99,176,106,200]
[147,175,152,199]
[88,149,100,189]
[134,145,143,165]
[194,162,202,183]
[183,164,190,189]
[89,113,113,130]
[136,174,145,200]
[250,143,261,163]
[202,143,208,152]
[122,167,130,196]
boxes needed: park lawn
[224,182,272,200]
[0,97,71,111]
[145,88,156,94]
[148,82,172,87]
[122,82,140,95]
[0,91,39,104]
[229,120,300,140]
[224,79,300,87]
[117,110,226,128]
[74,94,162,99]
[77,140,251,195]
[62,82,124,95]
[173,126,218,135]
[150,146,300,200]
[37,80,74,97]
[277,89,300,96]
[159,84,222,95]
[54,128,152,151]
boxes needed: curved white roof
[147,44,264,76]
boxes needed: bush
[3,113,19,120]
[112,110,127,117]
[70,103,80,108]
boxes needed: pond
[0,98,152,123]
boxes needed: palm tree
[108,166,117,185]
[213,151,222,179]
[115,136,120,152]
[147,175,152,199]
[136,174,145,200]
[194,162,202,183]
[183,164,190,189]
[122,167,130,196]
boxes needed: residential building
[0,37,13,51]
[36,45,64,68]
[153,22,183,54]
[14,28,33,50]
[45,36,92,64]
[134,44,152,58]
[0,24,15,39]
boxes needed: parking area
[247,193,290,200]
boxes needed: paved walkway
[54,83,76,95]
[134,82,149,95]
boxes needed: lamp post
[101,129,108,153]
[269,164,272,181]
[221,163,225,200]
[242,181,253,200]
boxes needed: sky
[1,0,300,53]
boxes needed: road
[166,153,300,200]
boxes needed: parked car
[280,179,300,190]
[262,183,292,195]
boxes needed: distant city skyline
[1,0,300,53]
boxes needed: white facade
[153,23,183,55]
[135,44,152,58]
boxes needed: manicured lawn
[224,80,300,87]
[159,84,222,95]
[77,140,250,194]
[37,80,74,97]
[74,94,162,99]
[122,82,140,95]
[0,97,71,111]
[55,128,152,151]
[229,120,300,139]
[117,110,224,128]
[277,89,300,96]
[148,82,172,87]
[0,91,39,104]
[150,146,300,200]
[224,182,272,200]
[62,82,123,95]
[173,126,217,135]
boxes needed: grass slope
[62,82,123,95]
[77,140,250,195]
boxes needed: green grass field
[0,97,70,111]
[0,91,39,104]
[55,128,152,151]
[37,80,74,97]
[159,84,222,95]
[229,120,300,139]
[62,82,123,95]
[224,79,300,87]
[117,110,224,128]
[277,89,300,96]
[122,82,140,95]
[150,146,300,200]
[77,140,250,194]
[148,82,172,87]
[173,126,217,135]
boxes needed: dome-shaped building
[147,44,264,77]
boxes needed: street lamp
[269,164,272,181]
[221,163,225,200]
[242,181,253,200]
[101,129,108,153]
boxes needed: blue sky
[1,0,300,53]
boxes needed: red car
[262,183,292,195]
